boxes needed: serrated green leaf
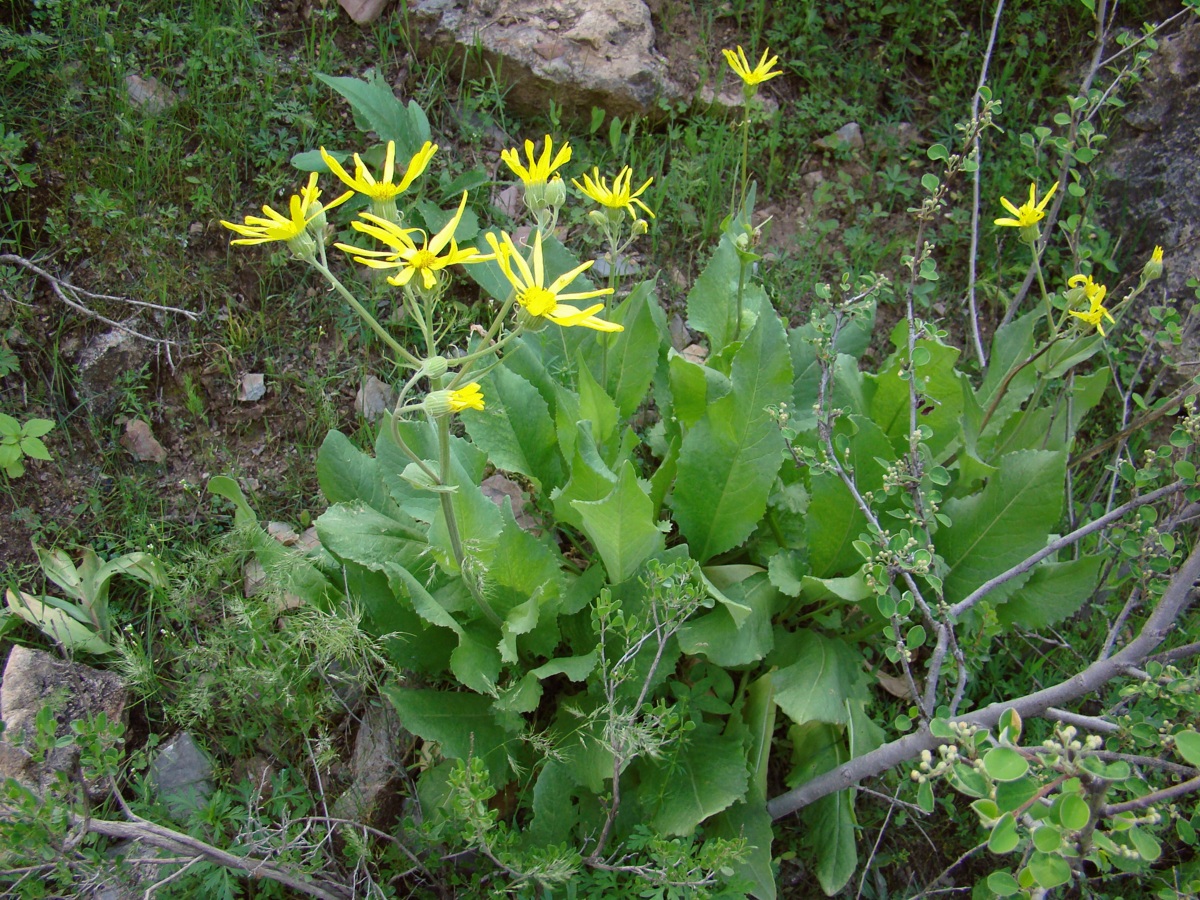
[677,572,777,666]
[997,556,1102,629]
[573,460,663,584]
[939,450,1065,605]
[317,429,403,516]
[639,724,749,835]
[462,366,564,491]
[23,417,55,437]
[383,685,513,785]
[773,631,868,726]
[686,233,740,354]
[707,801,776,900]
[672,297,792,561]
[315,71,430,159]
[602,280,665,417]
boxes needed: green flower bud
[544,177,568,210]
[286,229,318,261]
[423,390,453,417]
[423,355,449,379]
[1142,245,1164,282]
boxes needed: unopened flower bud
[423,355,449,379]
[423,390,453,417]
[286,229,318,261]
[1142,245,1164,282]
[544,177,568,210]
[632,218,650,236]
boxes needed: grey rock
[1101,18,1200,364]
[0,646,127,802]
[408,0,685,120]
[76,327,152,419]
[355,375,398,421]
[238,373,266,402]
[815,122,864,152]
[124,73,177,114]
[332,701,413,828]
[149,732,214,820]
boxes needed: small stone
[815,122,864,152]
[76,327,151,419]
[149,732,214,821]
[243,559,266,597]
[238,373,266,402]
[355,375,397,421]
[338,0,389,24]
[124,73,177,114]
[266,521,300,545]
[668,314,690,351]
[482,473,539,533]
[120,419,167,463]
[681,343,707,365]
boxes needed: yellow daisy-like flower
[1067,273,1115,336]
[572,166,655,220]
[220,173,351,247]
[448,383,484,413]
[484,230,622,333]
[501,136,572,189]
[994,181,1058,229]
[722,46,783,87]
[320,140,437,203]
[337,193,488,290]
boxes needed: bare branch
[1100,775,1200,817]
[75,814,352,900]
[768,542,1200,819]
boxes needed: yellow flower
[337,193,488,290]
[722,46,783,87]
[448,383,484,413]
[484,230,621,333]
[501,136,572,189]
[572,166,655,220]
[994,181,1057,229]
[1067,273,1115,336]
[220,173,351,247]
[320,140,437,203]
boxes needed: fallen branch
[0,253,197,346]
[75,813,352,900]
[768,541,1200,819]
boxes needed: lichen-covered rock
[408,0,686,120]
[0,646,127,802]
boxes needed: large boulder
[408,0,687,120]
[1102,18,1200,306]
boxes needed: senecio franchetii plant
[212,33,1200,899]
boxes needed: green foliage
[4,543,165,654]
[0,413,53,478]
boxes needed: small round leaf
[984,746,1029,782]
[1032,826,1061,853]
[987,871,1021,896]
[1027,851,1072,889]
[1058,793,1090,831]
[988,813,1020,854]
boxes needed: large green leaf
[672,297,792,561]
[529,760,582,846]
[686,233,740,355]
[789,722,857,895]
[677,571,777,666]
[462,366,564,492]
[639,723,750,836]
[317,429,402,516]
[806,414,894,577]
[383,686,515,785]
[602,280,666,417]
[772,630,869,727]
[315,502,426,570]
[939,450,1066,605]
[314,71,430,159]
[868,328,965,461]
[707,801,776,900]
[996,557,1103,629]
[552,422,618,530]
[789,306,876,431]
[573,460,664,584]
